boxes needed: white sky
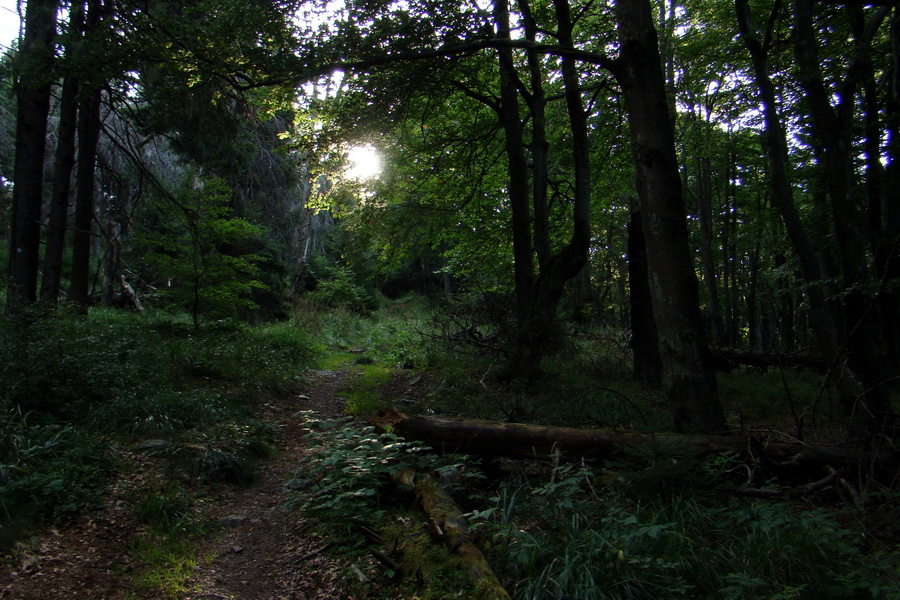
[0,0,21,52]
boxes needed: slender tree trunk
[735,0,843,361]
[793,0,894,430]
[68,87,102,308]
[613,0,726,433]
[696,154,726,347]
[40,75,79,303]
[8,0,59,309]
[493,0,533,330]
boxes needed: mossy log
[394,469,511,600]
[374,409,895,473]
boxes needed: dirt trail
[1,369,354,600]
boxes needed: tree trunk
[696,153,726,346]
[627,200,662,385]
[394,469,511,600]
[613,0,726,433]
[735,0,844,364]
[7,0,59,309]
[793,0,894,430]
[506,0,592,380]
[493,0,534,330]
[373,410,892,474]
[40,75,79,304]
[68,86,102,308]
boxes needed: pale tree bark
[8,0,60,309]
[612,0,726,433]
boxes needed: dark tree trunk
[735,0,844,364]
[506,0,592,380]
[8,0,59,309]
[627,200,662,385]
[493,0,534,330]
[696,154,726,347]
[68,87,102,308]
[40,75,79,304]
[613,0,726,433]
[374,410,892,474]
[793,0,894,430]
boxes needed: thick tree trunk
[613,0,726,433]
[8,0,59,309]
[493,0,533,330]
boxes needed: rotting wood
[394,468,511,600]
[373,408,897,474]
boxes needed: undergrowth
[0,307,315,549]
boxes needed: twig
[292,542,334,564]
[371,549,401,573]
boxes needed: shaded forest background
[1,0,899,598]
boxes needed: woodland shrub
[305,260,376,314]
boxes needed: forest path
[1,366,379,600]
[185,367,350,600]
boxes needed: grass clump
[471,459,899,600]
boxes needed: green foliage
[0,308,314,547]
[140,176,269,328]
[472,461,899,600]
[0,413,114,539]
[305,259,377,314]
[292,417,464,534]
[130,484,198,536]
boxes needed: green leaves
[140,175,269,327]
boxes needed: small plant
[290,416,464,534]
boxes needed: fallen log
[394,469,511,600]
[711,349,826,372]
[373,409,896,474]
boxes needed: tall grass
[475,461,899,600]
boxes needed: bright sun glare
[346,145,382,180]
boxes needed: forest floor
[0,365,414,600]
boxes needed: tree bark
[792,0,894,430]
[627,200,662,385]
[373,410,892,474]
[68,86,102,308]
[40,75,79,304]
[8,0,59,309]
[735,0,844,364]
[493,0,534,330]
[394,469,511,600]
[612,0,726,433]
[506,0,592,380]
